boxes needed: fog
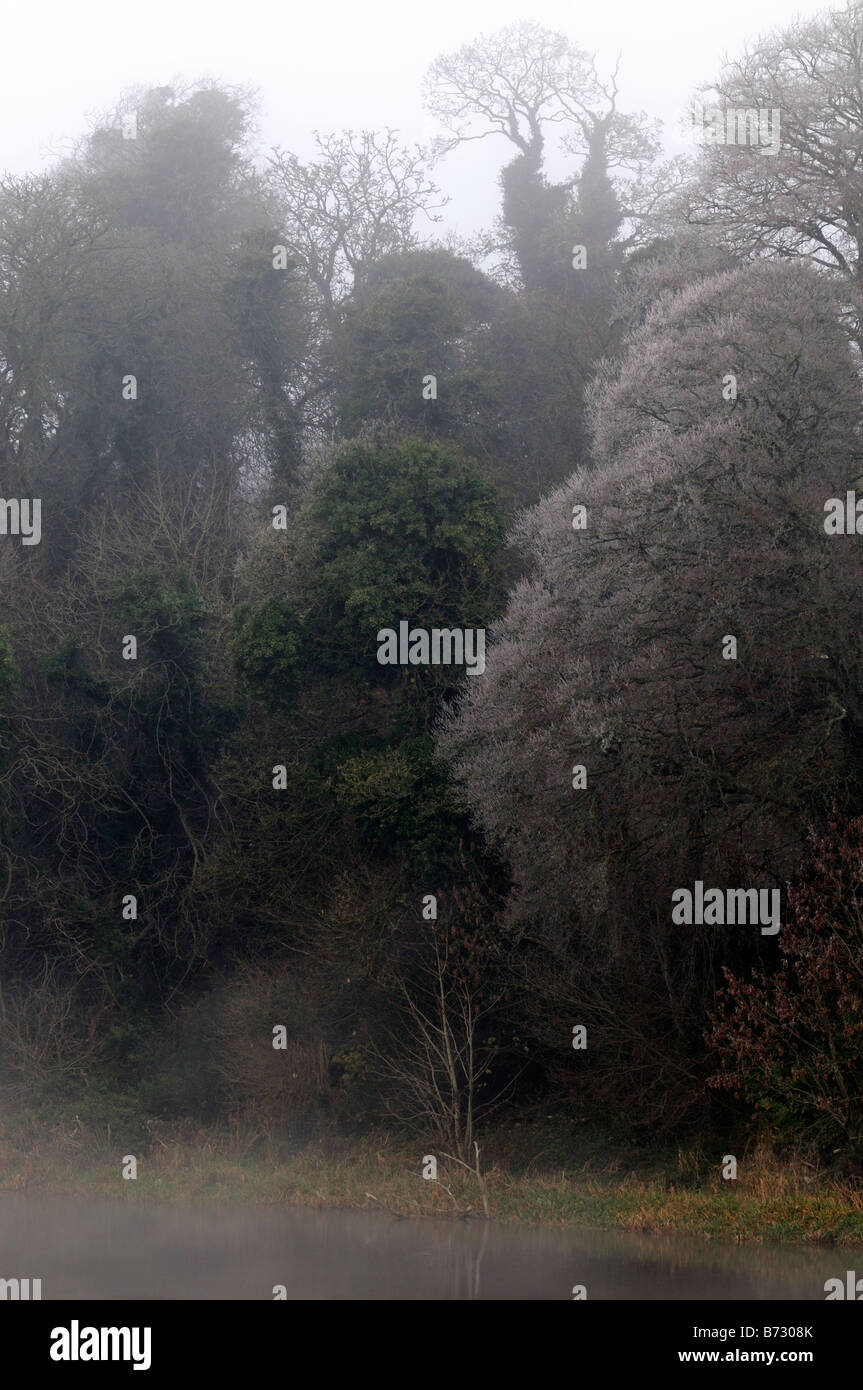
[1,0,831,239]
[0,1194,846,1299]
[2,0,862,1340]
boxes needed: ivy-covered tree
[234,432,505,717]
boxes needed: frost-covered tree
[438,258,863,1125]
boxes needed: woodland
[2,3,863,1172]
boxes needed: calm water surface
[0,1194,854,1299]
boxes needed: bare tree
[372,911,512,1164]
[678,0,863,344]
[267,130,446,331]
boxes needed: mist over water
[0,1195,843,1300]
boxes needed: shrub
[709,814,863,1161]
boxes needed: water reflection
[0,1194,857,1299]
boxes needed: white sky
[1,0,830,238]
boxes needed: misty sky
[3,0,829,239]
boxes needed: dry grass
[2,1117,863,1245]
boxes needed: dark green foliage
[110,568,205,659]
[334,246,594,508]
[500,149,572,294]
[336,248,503,438]
[333,735,464,868]
[298,433,505,689]
[231,598,305,709]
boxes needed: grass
[2,1108,863,1246]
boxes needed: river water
[0,1194,853,1299]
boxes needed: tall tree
[424,23,657,292]
[438,259,863,1128]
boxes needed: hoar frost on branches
[437,257,863,1123]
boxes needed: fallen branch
[364,1191,407,1220]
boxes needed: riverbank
[2,1113,862,1247]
